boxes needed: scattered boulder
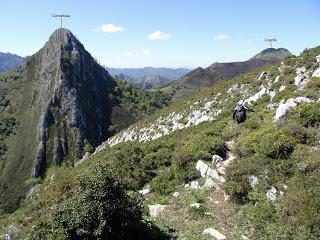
[196,160,209,178]
[173,192,180,197]
[212,155,223,165]
[294,67,309,89]
[138,188,150,196]
[216,166,225,175]
[274,97,313,122]
[3,234,11,240]
[312,68,320,78]
[245,87,267,105]
[248,175,259,188]
[268,90,276,101]
[206,168,219,179]
[266,187,277,201]
[190,203,202,208]
[204,178,218,189]
[226,152,235,161]
[224,191,230,202]
[316,55,320,63]
[279,85,286,91]
[149,204,167,218]
[190,180,201,189]
[258,71,268,80]
[266,103,277,110]
[202,228,226,240]
[195,160,225,183]
[241,235,249,240]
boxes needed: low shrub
[35,164,174,240]
[234,126,297,159]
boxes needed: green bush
[183,133,226,160]
[46,165,172,240]
[24,178,43,186]
[172,152,199,184]
[225,154,272,203]
[294,103,320,127]
[150,168,179,195]
[83,139,94,153]
[281,122,315,144]
[234,126,297,159]
[243,200,276,238]
[306,77,320,91]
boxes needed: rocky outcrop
[274,97,315,122]
[202,228,226,240]
[95,92,223,149]
[294,67,309,90]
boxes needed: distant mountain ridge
[165,48,292,100]
[0,52,25,72]
[107,67,190,89]
[251,48,292,61]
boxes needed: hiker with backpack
[233,100,255,123]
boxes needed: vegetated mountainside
[164,48,292,101]
[0,52,25,72]
[0,28,169,213]
[107,67,190,89]
[1,45,320,240]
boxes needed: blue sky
[1,0,319,68]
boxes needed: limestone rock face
[30,28,116,177]
[0,28,143,212]
[274,97,314,122]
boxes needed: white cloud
[97,24,124,33]
[123,51,134,56]
[141,49,151,54]
[148,31,171,40]
[123,49,151,57]
[215,34,230,40]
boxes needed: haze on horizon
[1,0,319,68]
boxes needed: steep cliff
[0,28,167,212]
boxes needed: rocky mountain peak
[46,28,81,49]
[0,28,170,213]
[251,48,292,61]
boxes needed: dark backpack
[233,105,247,123]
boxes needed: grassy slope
[1,46,320,239]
